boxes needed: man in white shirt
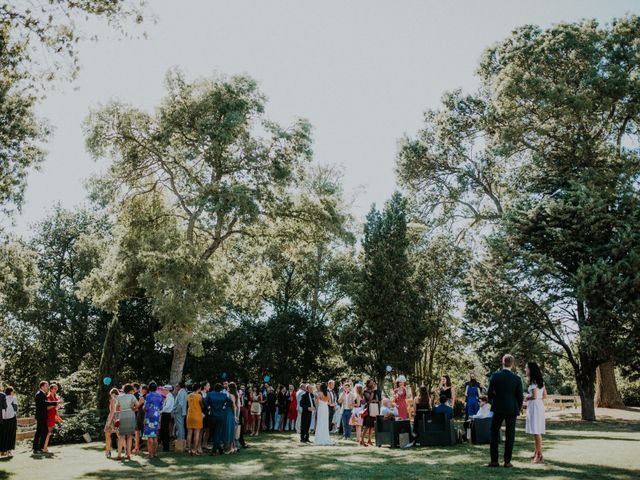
[160,385,174,451]
[471,396,493,419]
[295,384,306,434]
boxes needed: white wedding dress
[314,399,335,446]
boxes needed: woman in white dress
[525,362,546,464]
[314,383,335,446]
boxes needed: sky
[11,0,639,236]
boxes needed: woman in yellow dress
[186,384,205,455]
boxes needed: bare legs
[116,434,132,460]
[105,431,112,457]
[147,437,158,458]
[43,426,53,453]
[533,434,544,463]
[187,428,201,455]
[252,415,260,436]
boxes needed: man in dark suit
[299,384,315,443]
[33,381,61,453]
[487,354,524,468]
[204,383,232,455]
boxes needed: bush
[619,377,640,407]
[50,409,105,445]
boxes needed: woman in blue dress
[464,374,481,419]
[143,382,164,458]
[225,383,239,454]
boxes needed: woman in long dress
[465,375,481,419]
[393,375,409,420]
[225,383,238,454]
[314,383,335,446]
[0,386,17,456]
[525,362,547,464]
[143,382,164,458]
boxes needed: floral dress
[143,391,163,438]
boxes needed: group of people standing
[3,355,546,469]
[102,380,247,461]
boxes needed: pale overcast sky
[12,0,639,236]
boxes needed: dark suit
[299,392,315,442]
[205,391,232,451]
[487,368,524,464]
[33,390,57,452]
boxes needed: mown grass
[1,417,639,479]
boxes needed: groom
[487,354,524,468]
[299,384,315,443]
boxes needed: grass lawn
[1,409,639,480]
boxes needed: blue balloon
[263,375,271,383]
[103,377,112,386]
[221,372,228,380]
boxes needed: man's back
[206,391,229,417]
[433,403,453,420]
[487,369,523,416]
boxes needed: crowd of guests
[0,357,547,467]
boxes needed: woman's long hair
[320,382,328,396]
[441,375,451,387]
[527,362,544,389]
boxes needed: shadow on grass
[75,421,640,480]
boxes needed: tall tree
[0,25,48,219]
[398,16,640,420]
[410,233,468,393]
[341,192,425,386]
[83,69,312,383]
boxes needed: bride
[314,383,335,446]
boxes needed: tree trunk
[97,316,121,413]
[170,340,189,385]
[575,367,597,421]
[595,360,624,408]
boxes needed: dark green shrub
[50,409,105,445]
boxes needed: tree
[341,192,425,386]
[410,233,468,393]
[1,0,145,85]
[398,16,640,420]
[83,69,313,383]
[0,25,48,218]
[0,2,145,221]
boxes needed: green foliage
[0,207,113,415]
[83,69,314,382]
[341,192,425,384]
[399,15,640,421]
[410,232,469,391]
[50,409,104,445]
[0,1,145,85]
[0,25,48,217]
[618,375,640,407]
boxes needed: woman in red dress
[43,383,61,453]
[286,384,297,431]
[394,375,409,420]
